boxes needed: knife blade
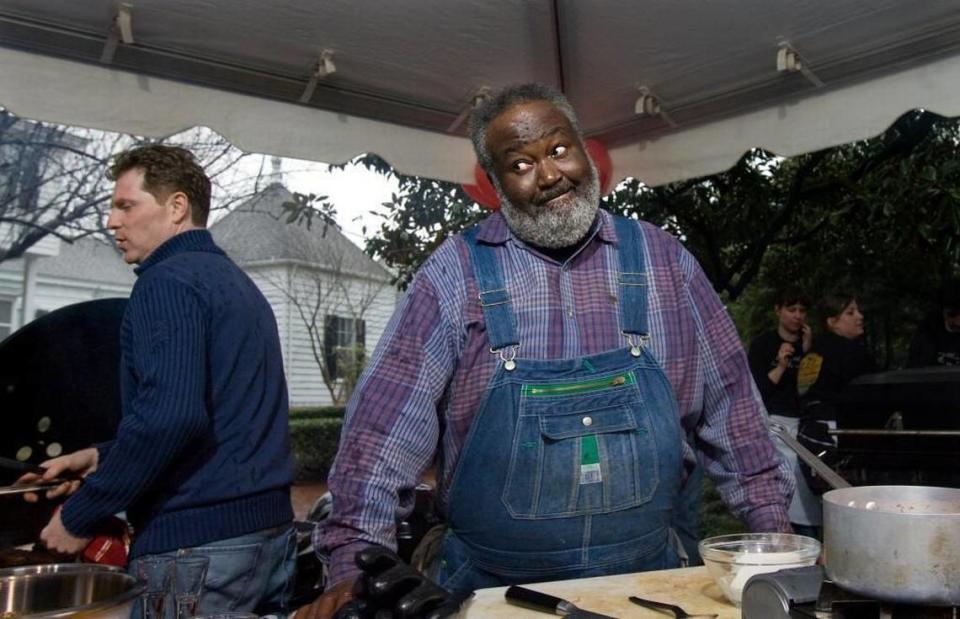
[505,585,618,619]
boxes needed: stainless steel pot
[771,423,960,606]
[823,485,960,606]
[0,563,144,619]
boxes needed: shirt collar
[474,207,617,246]
[134,229,223,276]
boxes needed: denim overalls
[433,216,684,592]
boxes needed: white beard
[495,164,601,249]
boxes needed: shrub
[290,406,345,420]
[700,476,748,538]
[289,416,343,481]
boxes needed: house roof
[0,235,135,285]
[210,183,392,282]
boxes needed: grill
[833,366,960,487]
[0,299,126,554]
[742,566,960,618]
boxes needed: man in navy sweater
[29,145,296,614]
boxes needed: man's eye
[512,161,532,172]
[551,145,568,157]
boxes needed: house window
[0,299,13,340]
[323,315,366,379]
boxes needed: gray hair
[468,83,584,175]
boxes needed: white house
[211,183,398,407]
[0,235,135,339]
[0,183,398,407]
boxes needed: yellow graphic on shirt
[796,353,823,396]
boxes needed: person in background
[21,145,296,616]
[798,291,875,419]
[300,83,793,619]
[790,291,875,538]
[907,280,960,367]
[747,287,817,536]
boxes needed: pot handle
[770,422,852,490]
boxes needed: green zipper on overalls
[521,373,636,397]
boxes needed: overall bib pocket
[502,373,660,519]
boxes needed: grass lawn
[700,476,748,538]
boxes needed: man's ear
[168,191,192,225]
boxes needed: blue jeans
[132,525,297,618]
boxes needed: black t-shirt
[798,331,875,420]
[748,330,804,417]
[907,314,960,367]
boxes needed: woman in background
[748,287,814,535]
[799,292,875,419]
[793,291,875,536]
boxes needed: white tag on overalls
[580,463,602,485]
[579,435,602,484]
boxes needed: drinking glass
[174,556,210,619]
[136,556,174,619]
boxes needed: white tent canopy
[2,0,960,186]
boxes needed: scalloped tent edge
[2,40,959,188]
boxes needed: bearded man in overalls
[301,83,794,619]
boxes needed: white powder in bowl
[713,550,814,605]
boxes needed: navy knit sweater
[61,230,294,557]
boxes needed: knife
[505,585,618,619]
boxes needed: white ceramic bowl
[698,533,821,606]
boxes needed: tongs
[0,481,67,496]
[0,456,78,496]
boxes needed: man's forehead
[486,100,574,152]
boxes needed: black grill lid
[0,298,126,547]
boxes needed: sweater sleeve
[61,277,209,537]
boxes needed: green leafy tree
[356,111,959,368]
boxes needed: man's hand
[18,447,98,503]
[39,508,91,555]
[294,547,467,619]
[295,578,357,619]
[340,546,467,619]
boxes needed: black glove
[333,546,470,619]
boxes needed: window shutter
[324,314,338,378]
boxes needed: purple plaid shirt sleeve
[316,271,458,585]
[316,211,793,586]
[676,243,794,533]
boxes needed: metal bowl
[0,563,144,619]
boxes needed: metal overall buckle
[624,333,650,357]
[491,345,519,371]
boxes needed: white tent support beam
[610,52,960,187]
[0,47,476,183]
[2,47,960,188]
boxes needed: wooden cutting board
[463,566,740,618]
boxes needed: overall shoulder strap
[462,226,520,350]
[612,215,649,337]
